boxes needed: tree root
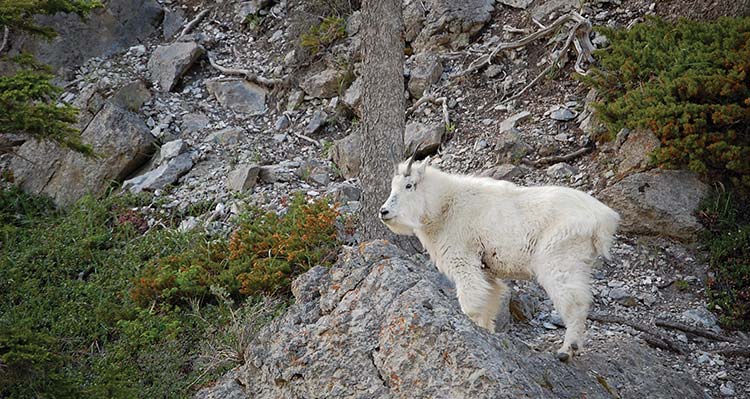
[588,313,686,355]
[406,95,450,127]
[655,319,738,343]
[712,347,750,358]
[457,12,595,102]
[522,146,592,167]
[179,9,210,39]
[206,51,282,88]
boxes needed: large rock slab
[10,101,155,207]
[404,0,495,52]
[148,41,204,92]
[122,152,193,193]
[300,68,344,99]
[405,121,444,157]
[329,132,362,179]
[11,0,163,76]
[198,241,705,399]
[206,79,267,115]
[407,52,443,99]
[600,170,709,240]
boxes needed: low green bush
[699,191,750,330]
[0,186,335,397]
[580,16,750,188]
[300,16,346,55]
[131,194,340,306]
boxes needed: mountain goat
[379,154,619,361]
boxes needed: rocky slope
[2,0,749,397]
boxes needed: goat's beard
[381,216,418,236]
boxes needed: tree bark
[358,0,407,243]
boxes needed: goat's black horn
[405,143,422,176]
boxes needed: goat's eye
[405,183,413,189]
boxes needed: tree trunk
[358,0,414,248]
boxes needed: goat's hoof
[556,352,570,362]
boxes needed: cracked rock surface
[200,241,706,399]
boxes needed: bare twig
[406,95,450,127]
[179,9,209,39]
[588,313,686,355]
[0,26,8,54]
[458,12,593,77]
[523,146,592,167]
[292,131,321,147]
[206,51,282,88]
[502,20,586,103]
[655,319,738,343]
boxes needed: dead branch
[523,146,592,167]
[406,95,450,127]
[458,12,594,77]
[292,131,321,147]
[655,319,738,343]
[502,19,589,103]
[206,51,282,88]
[588,313,686,355]
[0,26,8,54]
[711,347,750,358]
[179,9,209,39]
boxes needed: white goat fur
[380,160,620,359]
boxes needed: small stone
[554,133,569,142]
[148,41,204,92]
[697,353,711,364]
[543,322,558,330]
[682,308,719,330]
[484,64,504,78]
[549,107,576,121]
[499,111,531,133]
[287,90,304,111]
[676,334,689,344]
[474,139,489,151]
[300,68,344,99]
[154,139,187,165]
[546,162,577,178]
[129,44,147,56]
[720,382,735,397]
[206,127,244,145]
[608,287,629,300]
[498,0,534,9]
[122,153,193,193]
[227,164,261,192]
[305,110,328,134]
[275,115,291,130]
[179,216,199,232]
[273,134,288,143]
[608,280,625,288]
[716,371,729,379]
[343,77,362,116]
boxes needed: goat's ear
[414,159,428,180]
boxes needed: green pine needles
[0,0,102,155]
[580,16,750,188]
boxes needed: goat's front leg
[444,255,496,331]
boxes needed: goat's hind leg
[536,263,592,362]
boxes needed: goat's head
[379,146,429,235]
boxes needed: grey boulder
[206,79,268,115]
[600,169,709,240]
[122,152,193,193]
[407,52,443,99]
[148,41,205,92]
[405,122,445,158]
[329,133,362,180]
[198,241,706,399]
[404,0,495,52]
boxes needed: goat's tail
[592,207,620,261]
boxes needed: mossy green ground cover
[0,186,339,397]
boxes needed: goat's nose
[380,208,390,217]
